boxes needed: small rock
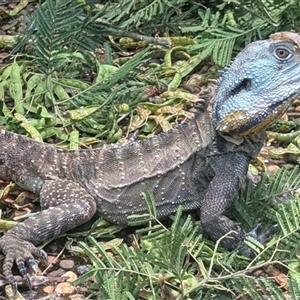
[59,259,75,270]
[43,285,55,294]
[76,264,92,275]
[64,271,78,283]
[47,268,65,277]
[47,255,60,265]
[267,165,280,175]
[55,282,75,296]
[55,271,78,296]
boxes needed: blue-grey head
[213,32,300,138]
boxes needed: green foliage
[90,0,299,66]
[5,0,215,146]
[2,0,298,147]
[0,52,150,145]
[3,0,155,145]
[13,0,110,62]
[289,277,300,299]
[75,168,300,299]
[1,0,300,298]
[77,207,207,299]
[232,167,300,229]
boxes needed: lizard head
[213,31,300,139]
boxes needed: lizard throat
[216,100,291,138]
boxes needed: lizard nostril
[229,78,251,97]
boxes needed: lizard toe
[15,259,27,277]
[14,260,33,290]
[0,234,46,290]
[246,223,263,239]
[239,224,279,257]
[256,224,279,244]
[24,273,32,291]
[24,256,39,273]
[246,223,278,244]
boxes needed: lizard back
[66,111,214,224]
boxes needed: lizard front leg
[0,179,97,288]
[200,153,250,250]
[200,153,276,251]
[200,170,246,250]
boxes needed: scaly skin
[1,31,300,289]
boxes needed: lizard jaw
[215,100,291,138]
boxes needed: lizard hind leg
[0,179,97,289]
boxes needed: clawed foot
[247,223,279,243]
[0,234,47,293]
[240,223,279,257]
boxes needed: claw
[39,249,48,262]
[26,256,38,273]
[25,273,32,290]
[11,281,18,296]
[16,259,33,290]
[0,234,49,294]
[246,223,262,238]
[256,224,279,244]
[267,224,279,235]
[16,260,27,278]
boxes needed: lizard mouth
[216,100,291,138]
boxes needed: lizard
[1,31,300,290]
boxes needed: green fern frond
[232,167,300,229]
[100,0,193,33]
[288,278,300,299]
[232,276,264,300]
[238,0,281,25]
[76,237,150,299]
[257,277,287,300]
[76,206,206,298]
[14,0,108,75]
[268,196,300,259]
[212,35,236,67]
[276,197,300,236]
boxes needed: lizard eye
[274,47,291,60]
